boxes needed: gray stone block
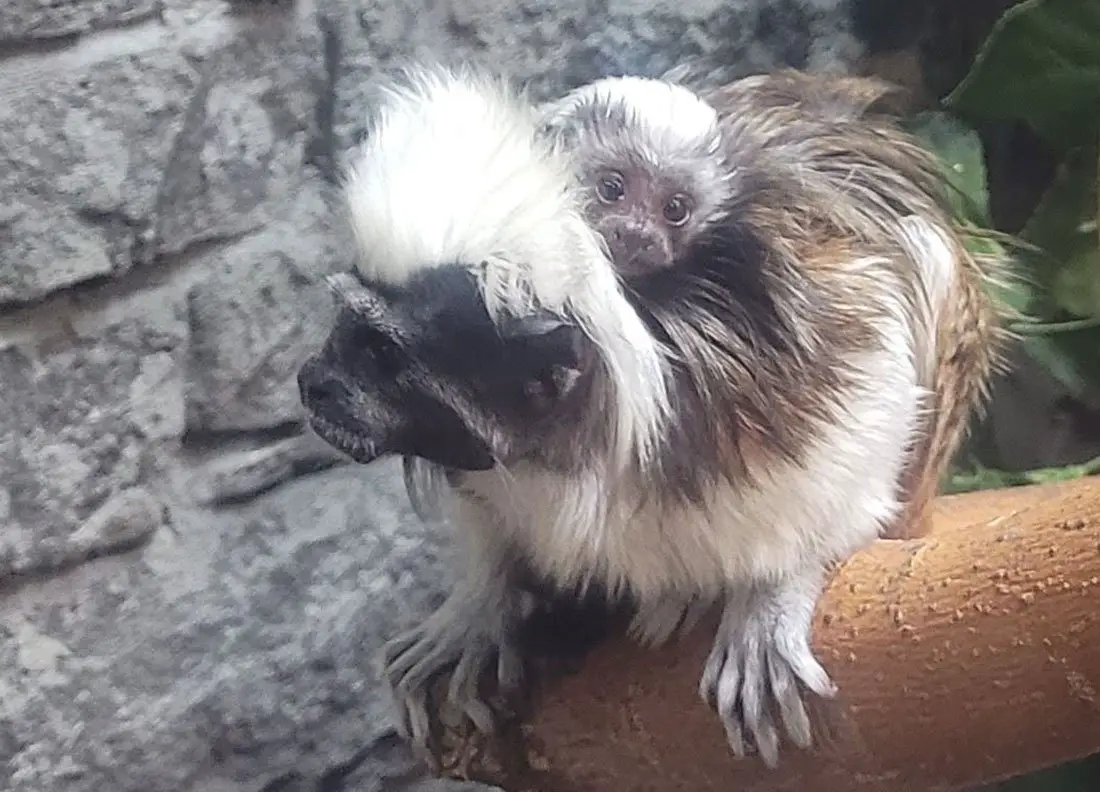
[155,10,327,258]
[0,48,199,305]
[0,0,159,42]
[0,286,188,578]
[0,462,465,792]
[183,184,348,433]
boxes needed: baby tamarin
[299,65,1006,769]
[538,75,735,279]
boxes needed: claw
[767,651,812,749]
[713,648,739,721]
[724,716,747,758]
[381,590,525,761]
[779,635,838,699]
[700,577,835,767]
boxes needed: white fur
[455,308,924,605]
[345,67,573,290]
[541,75,723,161]
[341,65,673,470]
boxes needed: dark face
[297,266,589,471]
[584,165,698,279]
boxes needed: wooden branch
[493,477,1100,792]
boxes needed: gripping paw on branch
[699,575,837,767]
[382,585,527,766]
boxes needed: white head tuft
[341,64,672,472]
[345,66,563,290]
[541,75,724,163]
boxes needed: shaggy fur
[697,70,1007,538]
[301,65,1007,770]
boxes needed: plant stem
[1010,316,1100,335]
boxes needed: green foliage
[916,0,1100,482]
[912,2,1100,788]
[945,0,1100,149]
[943,453,1100,495]
[907,112,993,226]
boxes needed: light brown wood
[488,477,1100,792]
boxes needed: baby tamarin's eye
[595,171,625,203]
[663,194,692,226]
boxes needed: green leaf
[1007,142,1100,396]
[944,0,1100,149]
[1018,144,1099,309]
[945,454,1100,495]
[907,111,992,225]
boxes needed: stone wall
[0,2,861,790]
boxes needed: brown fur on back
[698,70,1007,539]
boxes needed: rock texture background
[0,1,863,789]
[0,2,1087,791]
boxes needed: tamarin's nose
[615,228,654,257]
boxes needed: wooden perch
[486,477,1100,792]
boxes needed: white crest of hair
[542,74,723,158]
[341,63,671,470]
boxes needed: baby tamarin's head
[539,77,736,279]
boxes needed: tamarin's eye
[663,194,692,226]
[349,324,404,377]
[596,171,625,203]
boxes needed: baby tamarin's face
[582,159,702,278]
[542,79,734,280]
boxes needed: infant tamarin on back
[380,69,1006,767]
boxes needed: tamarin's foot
[382,585,526,764]
[699,572,837,767]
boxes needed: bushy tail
[891,235,1015,539]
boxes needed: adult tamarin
[297,65,1006,769]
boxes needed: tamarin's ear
[534,98,580,146]
[499,315,586,406]
[500,315,583,365]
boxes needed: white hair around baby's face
[541,75,723,157]
[538,76,739,280]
